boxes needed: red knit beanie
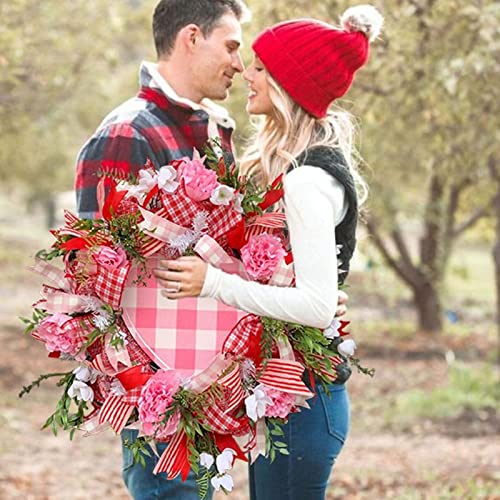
[252,5,383,118]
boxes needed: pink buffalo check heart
[121,257,245,377]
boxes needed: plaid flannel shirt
[75,62,235,219]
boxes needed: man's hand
[336,289,349,317]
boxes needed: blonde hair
[240,73,368,205]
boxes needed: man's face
[191,13,244,101]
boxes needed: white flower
[241,359,256,382]
[323,318,341,340]
[81,296,103,313]
[245,385,272,422]
[110,378,127,396]
[210,185,235,206]
[73,365,98,384]
[337,339,357,357]
[68,380,94,402]
[137,169,158,190]
[211,473,234,492]
[199,452,215,470]
[92,308,113,332]
[157,165,179,193]
[216,448,236,474]
[127,170,158,200]
[233,192,244,214]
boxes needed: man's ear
[177,24,203,53]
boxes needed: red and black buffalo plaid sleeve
[75,122,159,219]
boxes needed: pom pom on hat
[340,4,384,42]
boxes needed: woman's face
[242,55,274,116]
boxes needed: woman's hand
[336,289,349,317]
[153,256,208,299]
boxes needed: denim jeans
[248,383,350,500]
[121,383,349,500]
[121,429,212,500]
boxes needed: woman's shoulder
[295,146,347,170]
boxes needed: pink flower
[138,370,181,440]
[36,313,81,356]
[178,157,219,202]
[264,388,295,419]
[241,233,287,282]
[93,246,127,271]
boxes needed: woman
[153,5,383,499]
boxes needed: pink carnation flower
[138,370,181,440]
[241,233,287,282]
[93,246,127,271]
[37,313,81,356]
[264,388,295,419]
[178,157,219,202]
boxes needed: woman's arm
[200,166,347,328]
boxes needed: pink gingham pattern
[31,258,70,291]
[41,291,95,314]
[94,263,131,309]
[121,257,245,377]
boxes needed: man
[75,1,347,498]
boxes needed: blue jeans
[121,384,349,500]
[249,383,350,500]
[121,429,212,500]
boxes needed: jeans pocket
[121,429,138,471]
[317,384,350,444]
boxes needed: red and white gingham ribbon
[94,263,130,309]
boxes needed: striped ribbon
[153,430,190,480]
[217,364,244,414]
[98,395,135,434]
[245,212,287,240]
[139,206,171,256]
[258,359,312,398]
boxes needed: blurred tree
[0,0,155,204]
[242,0,500,333]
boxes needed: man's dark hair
[153,0,248,58]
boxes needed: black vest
[295,146,358,285]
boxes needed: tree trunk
[413,281,443,333]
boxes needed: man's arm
[75,122,158,219]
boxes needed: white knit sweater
[200,165,348,329]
